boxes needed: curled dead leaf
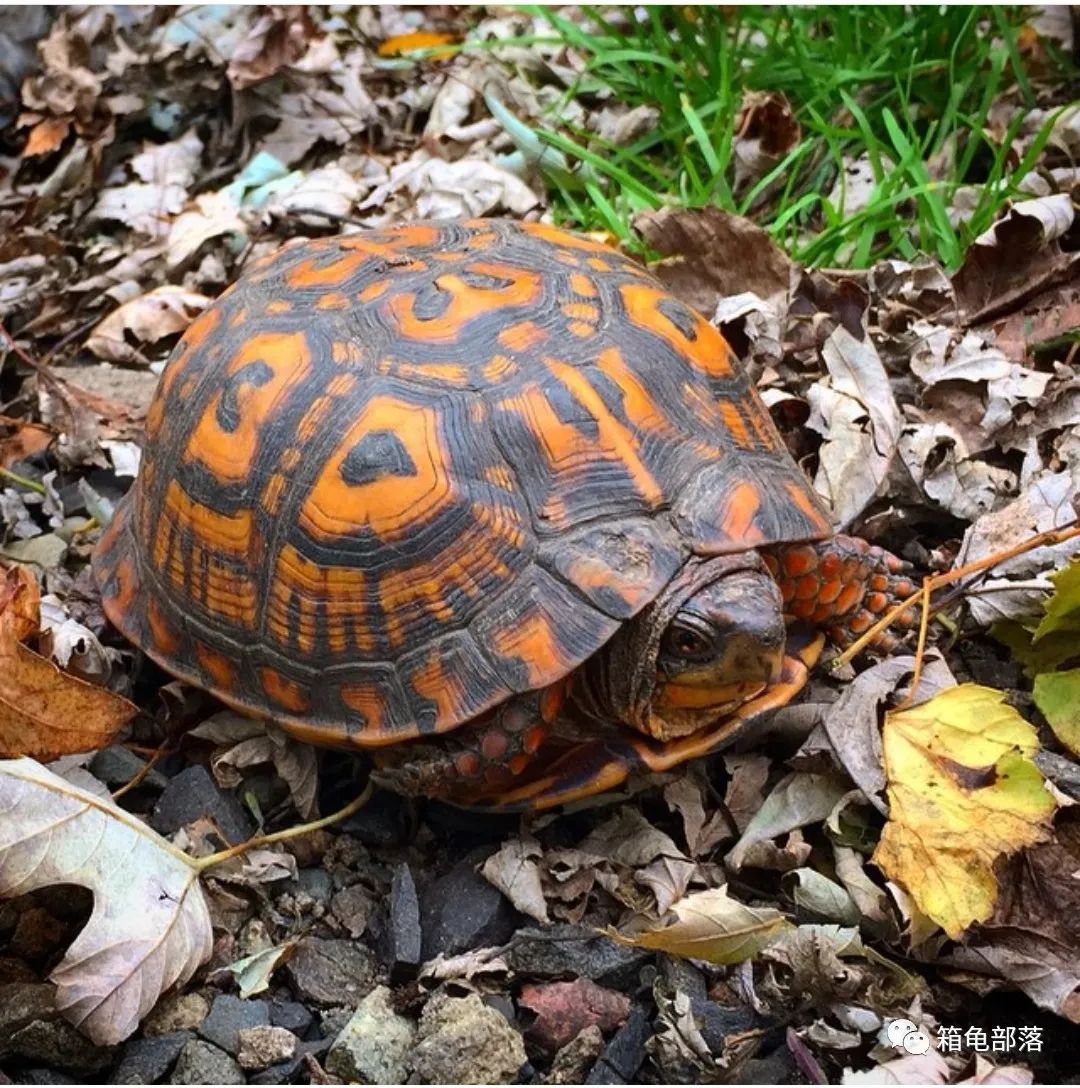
[605,886,788,965]
[0,565,136,759]
[85,285,210,365]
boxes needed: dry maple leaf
[873,684,1056,940]
[0,567,136,760]
[0,757,213,1045]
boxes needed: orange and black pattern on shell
[93,218,831,746]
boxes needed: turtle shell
[93,218,831,747]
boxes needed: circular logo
[886,1018,931,1054]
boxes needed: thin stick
[112,740,172,801]
[0,466,46,494]
[833,520,1080,668]
[191,783,373,873]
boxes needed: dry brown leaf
[85,286,210,365]
[808,325,901,527]
[0,561,41,642]
[482,835,550,924]
[633,205,793,319]
[0,757,213,1044]
[605,886,788,964]
[189,713,318,819]
[23,116,70,158]
[0,566,136,759]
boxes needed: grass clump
[516,5,1072,269]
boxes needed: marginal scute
[92,217,831,747]
[541,520,683,620]
[672,459,832,554]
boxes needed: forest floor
[2,6,1080,1086]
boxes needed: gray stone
[151,765,254,845]
[508,925,652,991]
[198,994,270,1055]
[339,789,411,848]
[170,1039,245,1085]
[413,992,527,1085]
[327,985,415,1084]
[5,1019,116,1074]
[420,860,518,959]
[586,1005,650,1084]
[237,1025,298,1070]
[269,999,313,1038]
[0,982,56,1042]
[377,864,421,979]
[285,937,377,1007]
[112,1031,192,1084]
[90,745,168,790]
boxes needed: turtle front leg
[369,688,557,802]
[762,535,918,651]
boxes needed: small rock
[586,1005,650,1084]
[144,992,211,1036]
[237,1025,298,1070]
[151,765,254,845]
[736,1044,800,1084]
[285,937,377,1007]
[547,1026,605,1085]
[330,883,372,938]
[339,788,411,848]
[318,1006,353,1043]
[18,1070,77,1085]
[90,744,168,790]
[269,999,313,1038]
[5,1019,116,1074]
[0,982,56,1040]
[292,867,333,904]
[198,994,270,1055]
[10,906,68,962]
[693,1000,762,1055]
[326,985,415,1084]
[520,979,631,1051]
[170,1039,245,1085]
[112,1031,192,1084]
[413,991,527,1085]
[508,926,651,991]
[376,864,422,979]
[420,859,519,959]
[249,1040,329,1086]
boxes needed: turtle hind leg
[370,689,554,802]
[763,535,919,652]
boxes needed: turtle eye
[661,624,713,661]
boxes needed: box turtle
[93,218,914,809]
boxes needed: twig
[191,783,373,873]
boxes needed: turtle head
[651,562,786,736]
[594,553,787,742]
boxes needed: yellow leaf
[872,684,1055,939]
[604,886,788,964]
